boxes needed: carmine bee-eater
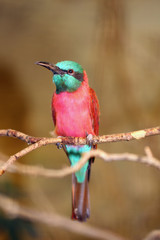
[36,60,100,221]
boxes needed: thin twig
[144,146,153,158]
[0,193,127,240]
[0,149,160,178]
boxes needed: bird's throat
[53,74,81,94]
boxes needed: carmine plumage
[36,60,100,221]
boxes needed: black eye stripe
[73,72,83,82]
[61,69,83,82]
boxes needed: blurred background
[0,0,160,239]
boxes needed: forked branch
[0,147,160,178]
[0,126,159,176]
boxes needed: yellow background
[0,0,160,239]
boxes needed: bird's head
[36,60,84,94]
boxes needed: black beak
[36,61,64,75]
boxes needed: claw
[56,142,63,149]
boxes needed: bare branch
[1,149,160,178]
[0,138,61,175]
[0,193,127,240]
[0,126,160,176]
[0,129,43,144]
[0,126,160,146]
[0,127,160,238]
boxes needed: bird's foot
[86,133,94,147]
[49,131,63,149]
[56,136,63,149]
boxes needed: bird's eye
[68,69,74,74]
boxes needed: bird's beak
[36,61,64,75]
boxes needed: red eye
[68,69,74,74]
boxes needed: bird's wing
[51,94,56,126]
[89,88,100,136]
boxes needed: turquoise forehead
[56,61,83,73]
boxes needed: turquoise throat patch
[66,145,91,183]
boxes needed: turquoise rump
[36,60,100,221]
[66,145,91,183]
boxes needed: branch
[0,126,160,145]
[0,193,127,240]
[0,192,158,240]
[0,126,159,176]
[0,128,160,238]
[1,148,160,178]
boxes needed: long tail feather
[71,170,90,221]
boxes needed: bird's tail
[71,169,90,221]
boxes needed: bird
[36,60,100,221]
